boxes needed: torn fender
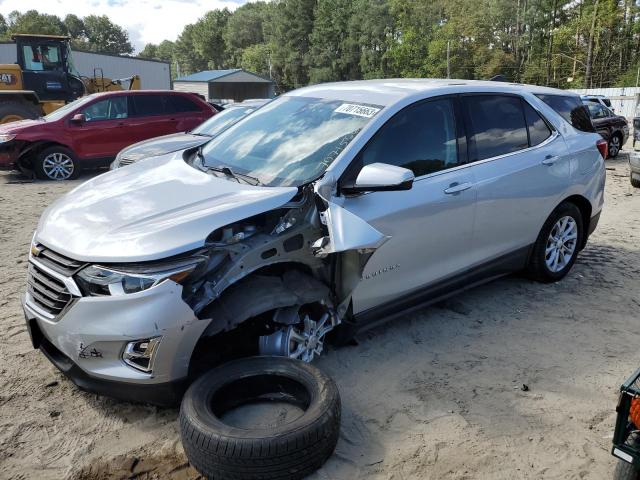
[313,201,389,256]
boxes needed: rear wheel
[609,133,622,158]
[527,202,583,282]
[34,146,80,181]
[0,100,40,124]
[631,173,640,188]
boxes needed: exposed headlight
[76,258,205,296]
[0,134,16,143]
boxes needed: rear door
[125,94,177,144]
[70,95,131,159]
[338,96,477,314]
[166,94,211,132]
[462,94,571,265]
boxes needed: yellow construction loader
[0,34,140,123]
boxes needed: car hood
[120,133,209,162]
[0,118,46,133]
[36,152,298,263]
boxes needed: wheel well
[561,194,592,249]
[17,141,73,169]
[187,266,330,375]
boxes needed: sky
[0,0,249,52]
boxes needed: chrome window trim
[412,129,560,184]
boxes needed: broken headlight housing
[76,258,205,296]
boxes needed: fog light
[123,337,161,373]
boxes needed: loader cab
[13,34,85,103]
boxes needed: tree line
[140,0,640,92]
[2,2,639,92]
[0,10,133,55]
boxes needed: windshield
[44,95,95,122]
[192,105,255,136]
[200,96,382,187]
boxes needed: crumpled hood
[36,152,298,262]
[120,133,209,162]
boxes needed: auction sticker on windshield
[334,103,381,118]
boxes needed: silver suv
[23,80,606,405]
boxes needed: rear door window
[535,94,596,133]
[523,102,552,146]
[357,97,459,177]
[463,95,529,161]
[167,95,201,113]
[131,95,166,117]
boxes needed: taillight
[596,139,608,159]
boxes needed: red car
[0,90,216,180]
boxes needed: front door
[335,96,477,314]
[70,95,131,159]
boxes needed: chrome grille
[27,263,73,317]
[34,244,84,276]
[119,157,136,166]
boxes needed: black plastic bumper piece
[587,211,601,237]
[29,318,187,407]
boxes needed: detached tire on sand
[180,356,341,480]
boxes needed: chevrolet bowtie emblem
[31,245,42,257]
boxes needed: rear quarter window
[535,94,596,133]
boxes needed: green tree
[225,2,270,66]
[6,10,66,36]
[241,43,271,77]
[191,9,232,69]
[82,15,133,55]
[138,43,158,59]
[267,0,316,89]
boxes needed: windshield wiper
[206,165,262,186]
[193,147,261,186]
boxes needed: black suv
[585,102,629,158]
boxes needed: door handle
[542,155,558,166]
[444,182,472,194]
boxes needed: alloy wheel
[42,152,74,180]
[545,216,578,273]
[609,136,620,157]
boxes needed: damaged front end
[178,182,388,365]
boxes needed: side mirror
[70,113,85,124]
[343,162,414,194]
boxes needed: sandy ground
[1,149,639,480]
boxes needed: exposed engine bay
[176,183,381,365]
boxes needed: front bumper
[0,141,20,169]
[22,267,210,406]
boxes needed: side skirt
[353,245,532,333]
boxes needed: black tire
[180,356,341,480]
[609,133,622,158]
[34,145,80,181]
[0,99,40,124]
[631,173,640,189]
[527,202,584,283]
[614,459,640,480]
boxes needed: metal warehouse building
[173,69,275,103]
[0,43,171,90]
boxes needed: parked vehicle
[0,90,216,180]
[581,94,613,110]
[630,152,640,188]
[585,102,629,158]
[633,104,639,150]
[23,80,606,407]
[110,99,267,169]
[612,368,640,480]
